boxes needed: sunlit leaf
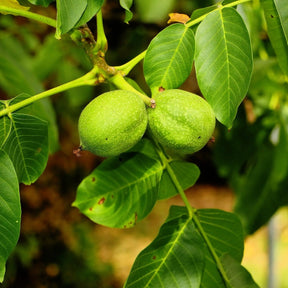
[0,149,21,283]
[125,206,205,288]
[261,0,288,75]
[195,7,253,128]
[76,0,104,27]
[73,153,163,228]
[0,113,49,185]
[144,23,195,95]
[0,0,29,14]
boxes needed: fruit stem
[0,67,100,118]
[0,5,56,27]
[115,50,147,76]
[109,73,154,107]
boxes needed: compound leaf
[125,206,205,288]
[0,112,49,185]
[73,153,163,228]
[144,23,195,95]
[195,7,253,128]
[0,149,21,283]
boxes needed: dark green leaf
[119,0,133,23]
[55,0,87,38]
[0,113,49,185]
[144,23,195,95]
[125,206,205,288]
[73,153,163,228]
[195,7,253,128]
[0,149,21,283]
[196,209,244,287]
[261,0,288,75]
[158,160,200,200]
[76,0,104,27]
[220,254,260,288]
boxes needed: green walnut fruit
[78,90,147,157]
[148,89,215,155]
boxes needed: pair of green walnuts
[78,89,216,157]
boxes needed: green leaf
[158,160,200,200]
[261,0,288,75]
[220,254,260,288]
[194,7,253,128]
[55,0,87,38]
[196,209,244,287]
[0,113,49,185]
[0,149,21,283]
[125,206,205,288]
[120,0,133,23]
[76,0,104,27]
[73,153,163,228]
[189,4,218,22]
[0,0,29,13]
[144,23,195,95]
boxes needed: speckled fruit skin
[78,90,147,157]
[148,89,215,155]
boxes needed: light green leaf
[73,153,163,228]
[261,0,288,75]
[0,113,49,185]
[220,254,260,288]
[120,0,133,23]
[195,7,253,128]
[144,23,195,95]
[0,149,21,283]
[125,206,205,288]
[76,0,104,27]
[55,0,87,38]
[158,161,200,200]
[0,0,29,14]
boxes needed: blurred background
[0,0,288,287]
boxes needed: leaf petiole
[0,6,56,27]
[0,67,100,118]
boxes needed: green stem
[0,68,99,117]
[0,6,56,27]
[185,0,252,28]
[95,9,108,54]
[115,50,147,76]
[152,140,194,218]
[109,73,153,107]
[193,215,232,287]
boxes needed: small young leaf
[195,7,253,128]
[73,153,163,228]
[0,149,21,283]
[0,113,49,185]
[220,254,260,288]
[125,206,205,288]
[158,160,200,200]
[144,23,195,95]
[55,0,87,38]
[119,0,133,23]
[261,0,288,75]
